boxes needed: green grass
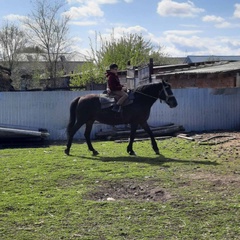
[0,138,239,239]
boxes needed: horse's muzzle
[168,97,178,108]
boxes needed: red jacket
[106,71,123,91]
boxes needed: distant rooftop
[155,61,240,76]
[14,51,88,62]
[185,55,240,64]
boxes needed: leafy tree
[70,30,171,87]
[98,31,152,69]
[23,0,70,86]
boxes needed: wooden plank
[95,124,184,140]
[115,136,172,143]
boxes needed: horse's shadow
[75,154,219,167]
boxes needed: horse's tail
[66,96,80,134]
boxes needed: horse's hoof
[92,150,99,156]
[129,151,136,156]
[155,150,160,155]
[64,149,70,155]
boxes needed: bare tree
[23,0,70,86]
[0,22,28,70]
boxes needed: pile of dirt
[85,180,172,202]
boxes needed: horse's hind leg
[84,120,99,156]
[65,121,84,155]
[140,122,159,154]
[127,123,138,155]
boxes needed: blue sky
[1,0,240,58]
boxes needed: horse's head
[159,81,178,108]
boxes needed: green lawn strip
[0,138,239,239]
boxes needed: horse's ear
[159,79,163,84]
[162,79,171,87]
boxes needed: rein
[134,90,158,100]
[135,83,173,101]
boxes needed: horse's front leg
[84,120,99,156]
[140,122,159,155]
[127,123,138,155]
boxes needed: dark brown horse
[65,81,177,156]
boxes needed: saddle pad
[99,94,115,109]
[99,93,134,109]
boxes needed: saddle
[99,90,134,109]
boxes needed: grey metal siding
[0,88,239,140]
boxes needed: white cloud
[86,25,152,49]
[70,20,98,26]
[109,25,148,35]
[221,37,240,46]
[96,0,118,3]
[160,31,240,56]
[66,0,120,20]
[81,23,240,57]
[2,14,27,22]
[202,15,234,29]
[67,0,117,3]
[165,34,205,49]
[215,21,232,28]
[85,24,240,57]
[104,25,148,39]
[233,3,240,18]
[163,30,202,35]
[157,0,204,17]
[99,25,150,42]
[180,24,199,28]
[66,0,81,4]
[67,3,104,19]
[202,15,225,23]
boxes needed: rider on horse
[106,63,128,112]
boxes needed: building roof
[16,52,87,62]
[156,61,240,76]
[185,55,240,64]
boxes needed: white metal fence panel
[149,87,240,131]
[0,88,239,140]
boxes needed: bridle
[158,83,174,103]
[135,82,174,103]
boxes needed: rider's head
[109,63,118,70]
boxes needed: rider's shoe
[112,105,121,112]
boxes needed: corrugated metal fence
[0,88,239,140]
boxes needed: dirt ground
[189,131,240,158]
[189,131,240,148]
[86,131,240,202]
[86,180,172,202]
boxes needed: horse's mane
[134,82,161,93]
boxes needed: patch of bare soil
[188,131,240,157]
[190,131,240,147]
[188,172,240,186]
[86,180,172,202]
